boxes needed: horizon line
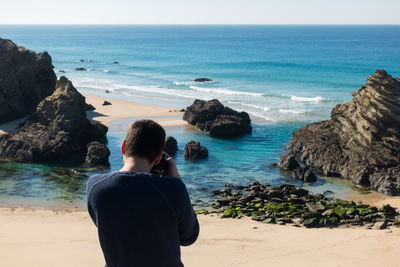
[0,23,399,26]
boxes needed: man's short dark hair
[124,120,166,163]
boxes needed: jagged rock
[183,99,252,138]
[85,141,110,166]
[194,78,212,82]
[184,140,208,161]
[0,38,56,123]
[292,166,317,183]
[280,153,300,171]
[209,115,252,138]
[280,153,317,183]
[283,70,400,195]
[85,103,96,111]
[102,101,112,106]
[0,77,108,163]
[164,136,178,155]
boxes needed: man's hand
[165,155,181,178]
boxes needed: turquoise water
[0,25,399,207]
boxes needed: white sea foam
[278,109,304,114]
[174,81,193,86]
[72,76,332,123]
[290,95,324,102]
[189,86,263,97]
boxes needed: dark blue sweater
[86,171,199,267]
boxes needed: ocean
[0,25,399,208]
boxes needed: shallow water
[0,120,384,209]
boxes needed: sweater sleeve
[178,182,200,246]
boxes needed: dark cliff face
[284,70,400,195]
[0,38,57,123]
[0,76,109,165]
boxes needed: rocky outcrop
[85,141,110,167]
[280,153,317,183]
[194,78,212,82]
[0,38,56,123]
[164,136,178,155]
[184,140,208,161]
[0,76,109,165]
[203,181,400,228]
[283,70,400,195]
[183,99,252,138]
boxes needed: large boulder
[0,38,56,123]
[184,140,208,161]
[0,76,109,164]
[283,70,400,195]
[183,99,252,138]
[164,136,178,155]
[85,141,110,167]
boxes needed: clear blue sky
[1,0,399,24]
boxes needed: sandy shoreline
[83,93,187,128]
[2,92,400,266]
[1,207,400,267]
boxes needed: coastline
[2,90,400,266]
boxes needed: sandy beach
[83,93,187,127]
[1,207,400,267]
[2,92,400,267]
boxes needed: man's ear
[152,152,163,167]
[121,140,126,155]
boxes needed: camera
[150,153,169,177]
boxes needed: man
[86,120,199,267]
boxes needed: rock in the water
[0,77,109,163]
[280,153,317,183]
[85,141,110,166]
[283,70,400,195]
[75,67,87,71]
[280,153,300,171]
[268,163,278,169]
[184,140,208,160]
[0,38,56,123]
[292,166,317,183]
[164,136,178,155]
[102,101,112,106]
[194,78,212,82]
[183,99,252,138]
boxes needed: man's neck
[119,156,152,173]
